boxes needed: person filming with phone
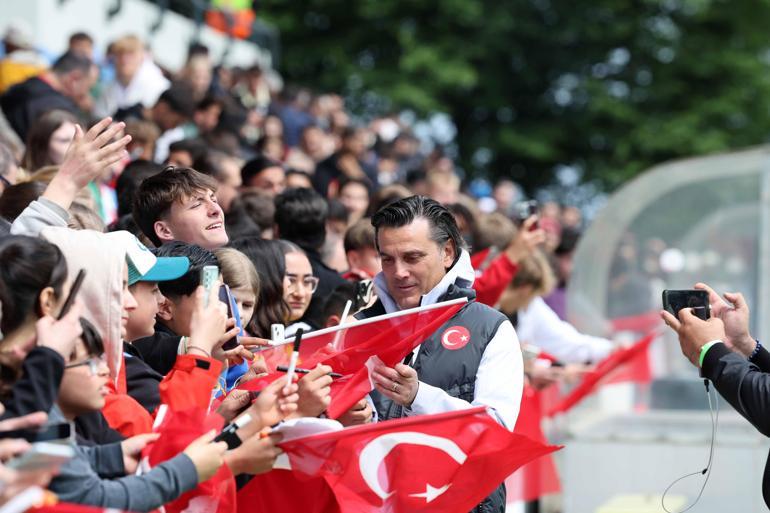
[661,282,770,507]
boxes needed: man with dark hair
[167,138,208,168]
[360,195,523,513]
[274,187,347,328]
[151,84,197,162]
[1,51,95,140]
[115,159,163,218]
[133,166,227,250]
[241,155,286,196]
[193,95,223,135]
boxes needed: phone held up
[219,283,243,351]
[662,289,711,321]
[512,200,539,231]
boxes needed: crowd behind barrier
[0,22,764,513]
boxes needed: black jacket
[1,77,81,141]
[131,323,182,376]
[0,347,64,419]
[0,347,123,444]
[702,342,770,509]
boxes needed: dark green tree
[260,0,770,193]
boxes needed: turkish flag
[143,408,236,513]
[236,470,339,513]
[277,407,560,513]
[546,333,657,416]
[505,384,561,502]
[237,299,466,418]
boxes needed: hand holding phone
[6,442,74,473]
[219,284,243,351]
[0,422,72,444]
[662,289,711,321]
[513,200,539,230]
[188,267,227,357]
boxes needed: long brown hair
[23,110,78,172]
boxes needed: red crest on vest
[440,326,471,350]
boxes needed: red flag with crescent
[236,299,466,419]
[270,407,560,513]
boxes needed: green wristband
[699,340,722,368]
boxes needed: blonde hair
[511,250,556,298]
[214,248,260,299]
[111,34,144,54]
[68,202,106,232]
[476,212,517,250]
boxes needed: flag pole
[255,297,468,350]
[331,299,353,351]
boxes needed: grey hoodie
[47,406,199,511]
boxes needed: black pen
[276,365,342,378]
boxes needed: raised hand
[288,364,333,418]
[43,117,131,210]
[210,317,253,364]
[504,216,547,264]
[187,285,228,358]
[243,376,299,430]
[695,282,755,357]
[661,307,727,366]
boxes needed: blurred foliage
[259,0,770,193]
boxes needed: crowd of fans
[0,27,615,511]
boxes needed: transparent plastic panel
[567,146,769,377]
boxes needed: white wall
[0,0,271,71]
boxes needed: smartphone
[200,265,219,307]
[270,324,285,345]
[218,284,242,351]
[0,423,72,443]
[57,269,86,320]
[513,200,539,230]
[6,442,74,472]
[662,289,710,321]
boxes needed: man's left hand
[661,307,726,366]
[371,362,419,407]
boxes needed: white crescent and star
[358,431,467,503]
[441,328,463,347]
[441,327,470,349]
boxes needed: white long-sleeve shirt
[405,320,522,430]
[373,250,524,431]
[516,296,613,364]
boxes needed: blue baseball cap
[129,256,189,286]
[111,231,190,286]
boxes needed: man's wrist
[698,340,723,368]
[740,335,758,358]
[404,382,419,408]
